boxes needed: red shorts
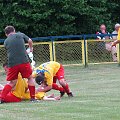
[53,64,64,83]
[6,62,32,81]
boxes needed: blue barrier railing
[0,34,118,67]
[31,34,117,41]
[0,34,117,43]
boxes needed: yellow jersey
[11,73,45,100]
[35,92,46,100]
[11,73,28,99]
[22,91,45,100]
[32,61,60,86]
[117,28,120,40]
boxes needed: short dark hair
[4,26,15,35]
[35,73,45,85]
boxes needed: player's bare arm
[36,85,52,92]
[112,40,120,47]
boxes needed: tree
[0,0,119,38]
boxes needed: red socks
[52,83,70,94]
[1,84,12,100]
[52,83,65,92]
[28,85,35,99]
[63,83,70,94]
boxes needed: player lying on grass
[0,63,60,103]
[33,61,73,97]
[0,81,60,102]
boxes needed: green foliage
[0,0,119,38]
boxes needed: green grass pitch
[0,64,120,120]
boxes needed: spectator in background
[96,24,111,40]
[96,24,117,62]
[112,25,120,47]
[112,23,120,40]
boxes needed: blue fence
[0,34,117,43]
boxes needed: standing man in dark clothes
[0,26,35,103]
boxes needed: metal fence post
[117,43,120,66]
[50,37,56,61]
[83,35,88,67]
[49,42,53,61]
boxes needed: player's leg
[58,79,73,97]
[52,83,65,92]
[3,92,21,103]
[56,65,73,97]
[28,75,35,100]
[52,83,65,97]
[53,76,65,92]
[19,63,35,101]
[0,80,17,102]
[0,65,18,103]
[52,76,65,97]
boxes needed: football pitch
[0,64,120,120]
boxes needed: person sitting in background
[112,23,120,40]
[96,24,117,62]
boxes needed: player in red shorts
[33,61,73,97]
[0,63,61,102]
[0,26,35,103]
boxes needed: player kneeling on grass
[0,63,60,103]
[33,61,73,97]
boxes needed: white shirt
[112,30,118,40]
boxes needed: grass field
[1,64,120,120]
